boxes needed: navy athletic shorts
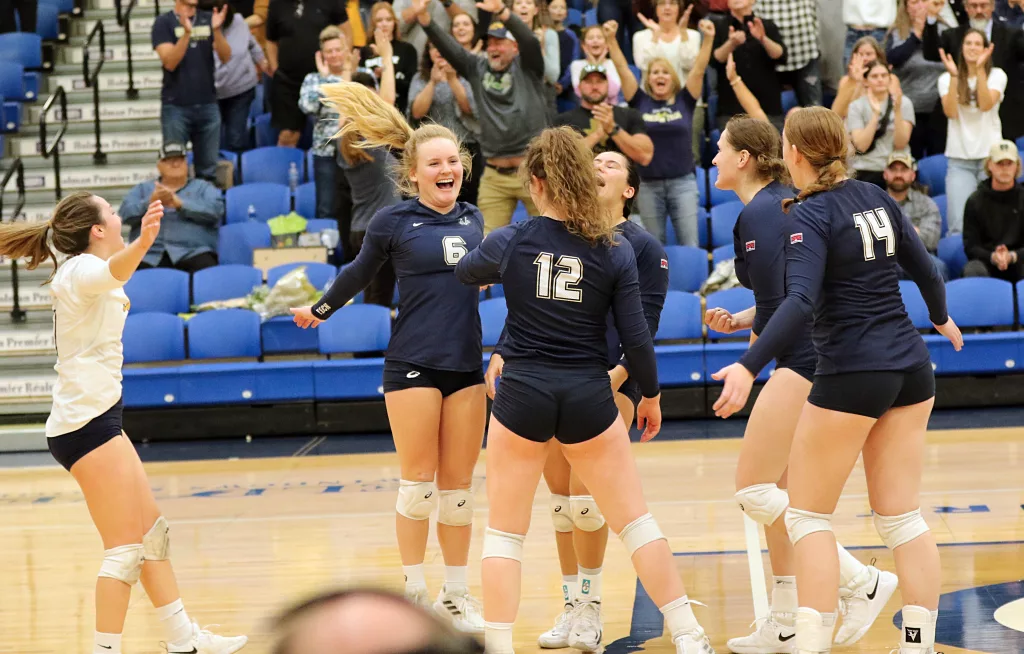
[382,359,484,397]
[808,364,935,419]
[47,397,124,471]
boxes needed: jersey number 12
[852,208,896,261]
[534,252,583,302]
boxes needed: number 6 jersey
[311,198,484,372]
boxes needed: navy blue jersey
[456,216,660,398]
[733,181,816,371]
[312,199,484,372]
[606,220,669,368]
[739,180,948,377]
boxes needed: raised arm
[420,6,478,79]
[685,19,715,100]
[89,201,164,289]
[211,6,232,62]
[604,20,638,101]
[725,53,767,121]
[153,16,192,72]
[504,12,546,78]
[374,29,397,105]
[892,94,913,150]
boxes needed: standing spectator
[818,0,847,96]
[300,26,356,220]
[152,0,231,182]
[633,0,702,79]
[996,0,1024,27]
[843,0,896,65]
[361,3,420,113]
[756,0,823,107]
[568,26,625,104]
[417,0,550,233]
[0,0,34,33]
[450,10,483,52]
[884,152,950,280]
[119,143,225,273]
[847,61,916,187]
[212,0,266,154]
[265,0,351,148]
[938,28,1006,233]
[887,0,949,158]
[547,0,580,111]
[962,140,1024,280]
[711,0,787,133]
[596,0,645,63]
[512,0,562,93]
[396,0,478,58]
[831,36,886,119]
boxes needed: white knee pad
[98,543,145,585]
[549,494,574,533]
[785,507,834,545]
[618,513,666,556]
[143,515,170,561]
[481,527,525,562]
[437,488,474,527]
[735,483,790,526]
[874,509,930,550]
[396,479,438,521]
[570,495,606,532]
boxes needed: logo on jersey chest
[790,233,803,244]
[745,240,756,252]
[459,217,471,226]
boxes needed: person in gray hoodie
[209,0,267,153]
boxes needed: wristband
[608,124,621,137]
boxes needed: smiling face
[156,155,188,187]
[548,0,567,23]
[410,138,464,209]
[91,195,126,253]
[727,0,752,14]
[712,128,747,190]
[451,13,476,45]
[961,30,986,63]
[513,0,538,25]
[655,0,680,24]
[593,152,635,214]
[646,60,677,100]
[582,26,608,59]
[486,35,518,70]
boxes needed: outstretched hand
[710,363,754,418]
[136,201,164,251]
[290,306,324,329]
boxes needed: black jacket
[962,180,1024,261]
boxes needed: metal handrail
[83,20,108,165]
[114,0,142,99]
[0,159,28,322]
[39,86,69,201]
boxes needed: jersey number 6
[534,252,583,302]
[852,208,896,261]
[443,236,468,265]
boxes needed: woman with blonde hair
[713,106,962,654]
[360,1,420,112]
[0,195,247,654]
[290,79,487,633]
[454,126,714,654]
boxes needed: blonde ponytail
[0,191,103,283]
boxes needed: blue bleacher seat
[479,297,508,347]
[192,264,263,305]
[0,96,20,132]
[188,309,262,359]
[655,291,702,341]
[305,218,335,233]
[937,277,1016,374]
[124,268,190,314]
[933,194,947,236]
[512,201,530,224]
[266,262,337,289]
[262,316,318,354]
[1018,280,1024,325]
[36,4,59,40]
[781,89,798,115]
[305,148,314,181]
[218,221,272,265]
[584,7,597,25]
[295,181,316,219]
[898,280,932,330]
[701,128,721,163]
[225,183,291,223]
[0,33,42,69]
[39,0,75,14]
[665,245,708,293]
[696,206,708,248]
[712,243,733,265]
[1016,136,1024,151]
[937,233,967,279]
[710,201,743,248]
[124,313,185,363]
[0,62,28,104]
[318,304,391,354]
[708,168,740,206]
[696,167,707,208]
[241,146,306,185]
[705,286,754,340]
[917,154,946,196]
[253,113,276,148]
[945,278,1015,328]
[566,7,582,26]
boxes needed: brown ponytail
[781,107,850,213]
[724,115,789,185]
[0,191,102,283]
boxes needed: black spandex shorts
[808,364,935,419]
[47,397,124,472]
[270,76,306,132]
[777,362,815,382]
[382,360,484,397]
[491,361,620,445]
[617,377,642,409]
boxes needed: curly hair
[781,107,850,212]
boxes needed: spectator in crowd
[848,61,915,187]
[938,28,1006,234]
[510,0,561,117]
[300,26,356,220]
[756,0,823,107]
[409,43,482,204]
[152,0,231,183]
[417,0,550,233]
[568,25,624,104]
[722,52,768,121]
[210,0,266,154]
[596,0,645,63]
[843,0,896,65]
[396,0,478,58]
[887,0,949,159]
[996,0,1024,27]
[361,2,420,113]
[547,0,580,111]
[450,10,483,52]
[831,35,887,118]
[884,152,949,280]
[711,0,787,133]
[0,0,34,33]
[962,140,1024,281]
[818,0,847,97]
[265,0,351,148]
[119,143,225,273]
[606,18,714,245]
[632,0,701,79]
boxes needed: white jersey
[45,254,130,438]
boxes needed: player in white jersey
[0,191,247,654]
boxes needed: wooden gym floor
[0,423,1021,653]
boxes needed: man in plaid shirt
[884,152,950,280]
[756,0,822,107]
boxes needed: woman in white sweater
[632,0,701,79]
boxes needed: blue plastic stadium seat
[295,181,316,219]
[124,313,185,363]
[653,292,704,386]
[935,278,1017,374]
[566,7,582,26]
[318,304,391,354]
[1017,136,1024,151]
[124,268,190,314]
[39,0,75,14]
[781,89,798,115]
[479,297,508,347]
[225,183,291,223]
[36,4,59,40]
[655,291,702,341]
[192,264,263,305]
[584,7,597,25]
[188,309,261,359]
[262,316,319,354]
[710,201,743,248]
[0,97,20,132]
[704,286,754,340]
[708,168,740,206]
[0,33,42,69]
[916,154,946,196]
[305,218,335,233]
[898,280,932,330]
[512,202,530,224]
[266,262,337,290]
[218,221,272,265]
[933,194,947,236]
[0,61,28,104]
[240,146,305,185]
[937,233,967,279]
[664,245,708,293]
[696,206,708,248]
[253,113,277,148]
[712,243,733,264]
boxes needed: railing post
[39,87,69,202]
[84,21,108,165]
[0,159,28,322]
[115,0,141,100]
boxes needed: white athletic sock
[444,565,468,594]
[157,599,193,651]
[660,596,699,637]
[900,605,937,650]
[403,564,427,592]
[484,621,515,654]
[794,607,836,653]
[771,575,798,625]
[94,631,122,654]
[837,543,868,590]
[561,574,578,606]
[577,566,602,603]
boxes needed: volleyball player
[455,127,713,654]
[712,107,963,654]
[290,81,487,632]
[708,116,896,653]
[0,194,247,654]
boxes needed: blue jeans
[844,27,888,67]
[636,173,699,247]
[945,157,986,235]
[162,102,221,181]
[218,87,255,153]
[313,154,336,219]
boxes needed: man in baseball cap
[884,152,949,280]
[961,140,1024,281]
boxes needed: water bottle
[247,204,257,222]
[288,162,299,193]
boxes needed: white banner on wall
[0,375,56,400]
[14,131,164,157]
[0,328,56,354]
[29,100,162,125]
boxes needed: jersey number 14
[534,252,583,302]
[852,208,896,261]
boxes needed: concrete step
[70,14,154,36]
[0,369,57,404]
[0,320,57,357]
[49,68,163,93]
[3,159,157,193]
[8,127,163,158]
[2,190,132,221]
[0,283,52,312]
[62,42,157,65]
[53,57,161,77]
[24,91,161,124]
[87,0,159,12]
